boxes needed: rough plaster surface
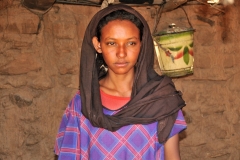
[0,0,240,159]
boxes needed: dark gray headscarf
[80,4,185,143]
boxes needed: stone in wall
[0,0,14,10]
[0,53,41,75]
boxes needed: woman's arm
[164,134,181,160]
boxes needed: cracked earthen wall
[0,0,240,159]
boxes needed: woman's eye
[127,42,136,46]
[106,42,115,46]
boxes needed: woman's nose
[116,44,127,58]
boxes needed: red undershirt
[100,89,131,110]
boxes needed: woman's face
[93,19,141,76]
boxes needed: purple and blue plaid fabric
[55,91,187,160]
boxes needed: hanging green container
[153,23,195,77]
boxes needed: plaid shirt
[54,91,187,160]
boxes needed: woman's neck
[99,72,134,97]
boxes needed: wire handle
[152,5,193,35]
[180,6,193,29]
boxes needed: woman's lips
[115,62,128,67]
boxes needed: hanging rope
[180,6,193,28]
[152,3,165,35]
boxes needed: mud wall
[0,0,240,159]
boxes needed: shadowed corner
[179,109,188,141]
[179,129,187,141]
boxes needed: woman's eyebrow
[103,37,140,40]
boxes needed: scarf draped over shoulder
[80,4,186,143]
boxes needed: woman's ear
[92,36,102,53]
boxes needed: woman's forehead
[100,20,140,39]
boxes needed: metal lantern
[153,23,195,77]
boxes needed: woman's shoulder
[70,90,81,102]
[66,90,82,114]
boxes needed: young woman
[55,4,187,160]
